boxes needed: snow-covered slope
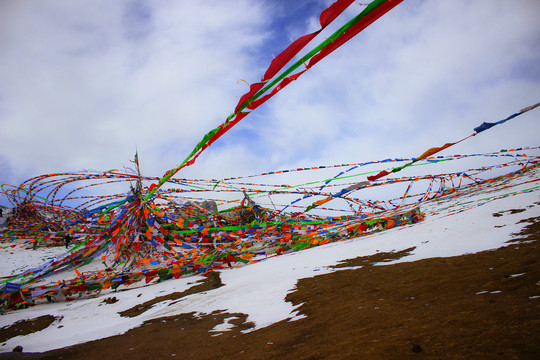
[0,172,538,353]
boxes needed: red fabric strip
[367,170,391,182]
[319,0,356,27]
[234,82,265,113]
[247,70,306,111]
[262,0,355,81]
[192,112,250,162]
[262,33,319,82]
[308,0,403,69]
[207,112,249,148]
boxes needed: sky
[1,0,539,193]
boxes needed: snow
[210,316,240,335]
[0,176,539,353]
[0,245,67,278]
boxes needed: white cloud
[0,0,267,183]
[1,0,539,196]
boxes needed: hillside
[0,168,538,359]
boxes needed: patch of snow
[0,243,67,278]
[209,316,239,335]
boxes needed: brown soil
[0,316,58,343]
[119,271,224,318]
[3,216,540,360]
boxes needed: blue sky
[1,0,539,198]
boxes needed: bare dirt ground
[1,215,539,360]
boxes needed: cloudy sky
[1,0,539,192]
